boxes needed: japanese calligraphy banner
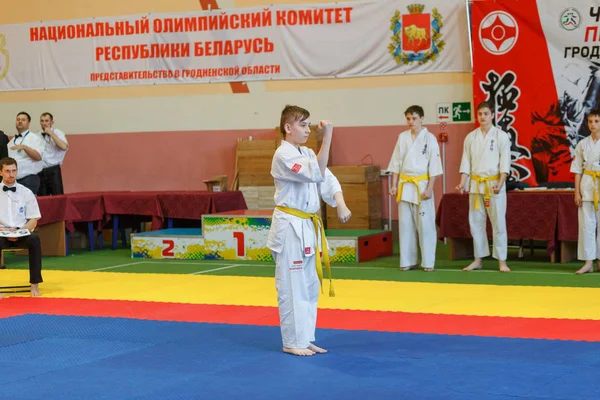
[471,0,600,186]
[0,0,469,91]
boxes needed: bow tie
[3,186,16,193]
[14,134,22,139]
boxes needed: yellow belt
[396,173,429,204]
[584,170,600,211]
[470,174,501,210]
[275,206,334,297]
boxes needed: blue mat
[0,314,599,400]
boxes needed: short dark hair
[477,101,493,113]
[0,157,18,171]
[588,109,600,119]
[17,112,31,122]
[404,105,424,118]
[41,112,54,120]
[280,105,310,138]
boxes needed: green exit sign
[452,102,471,122]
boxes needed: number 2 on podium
[162,239,175,257]
[233,232,245,257]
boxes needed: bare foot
[308,343,327,354]
[576,262,594,275]
[283,347,315,356]
[30,284,41,297]
[499,261,511,273]
[401,265,418,271]
[463,259,482,271]
[423,268,434,272]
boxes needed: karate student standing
[267,105,351,356]
[571,109,600,274]
[456,101,511,272]
[388,105,443,271]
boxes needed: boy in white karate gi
[456,101,511,272]
[388,105,443,271]
[267,105,352,356]
[571,109,600,274]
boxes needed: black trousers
[38,165,64,196]
[17,174,41,196]
[0,233,43,284]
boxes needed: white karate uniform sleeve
[271,146,324,184]
[428,136,443,177]
[459,133,473,175]
[571,142,584,174]
[386,135,402,174]
[498,131,511,175]
[318,168,342,207]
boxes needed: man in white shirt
[0,157,43,298]
[8,112,45,195]
[38,112,69,196]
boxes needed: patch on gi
[304,247,311,255]
[289,260,303,271]
[291,163,302,173]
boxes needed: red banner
[471,0,573,186]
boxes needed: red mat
[2,297,599,342]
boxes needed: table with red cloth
[36,195,82,256]
[103,191,164,231]
[60,193,106,250]
[37,195,81,227]
[158,191,248,221]
[436,191,578,262]
[64,193,106,226]
[32,191,248,255]
[102,191,247,249]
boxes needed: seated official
[0,157,43,298]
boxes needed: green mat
[2,241,599,289]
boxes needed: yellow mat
[3,270,600,320]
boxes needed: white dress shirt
[7,131,45,179]
[41,128,68,168]
[0,182,41,228]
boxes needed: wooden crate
[239,186,259,210]
[232,139,277,190]
[258,186,276,210]
[236,140,276,174]
[238,173,273,187]
[240,186,276,210]
[325,166,383,230]
[334,182,382,216]
[327,215,382,230]
[328,165,380,183]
